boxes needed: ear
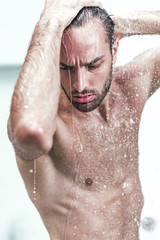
[112,38,119,64]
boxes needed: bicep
[132,48,160,97]
[121,48,160,98]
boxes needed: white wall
[0,0,160,64]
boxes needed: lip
[73,94,94,103]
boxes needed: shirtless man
[8,0,160,239]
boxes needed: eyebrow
[60,55,105,68]
[84,55,105,66]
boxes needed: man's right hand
[40,0,103,29]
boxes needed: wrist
[36,14,64,39]
[38,6,75,34]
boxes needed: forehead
[60,20,109,63]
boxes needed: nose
[72,68,88,93]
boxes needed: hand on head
[42,0,103,28]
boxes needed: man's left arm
[114,11,160,39]
[113,11,160,96]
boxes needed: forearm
[9,0,103,160]
[114,11,160,39]
[9,16,63,160]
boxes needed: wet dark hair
[65,7,115,52]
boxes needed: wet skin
[16,20,156,240]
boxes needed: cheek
[60,72,68,87]
[60,71,74,93]
[89,67,111,89]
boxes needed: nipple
[85,178,93,186]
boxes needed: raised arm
[113,11,160,39]
[8,0,102,161]
[113,11,160,97]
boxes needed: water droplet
[20,86,24,92]
[142,217,156,231]
[103,185,107,189]
[24,105,29,109]
[77,143,83,153]
[38,128,43,133]
[33,160,37,200]
[130,118,134,124]
[123,182,128,189]
[114,120,120,127]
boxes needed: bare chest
[52,102,141,190]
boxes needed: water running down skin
[8,0,160,239]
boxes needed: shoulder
[113,48,156,99]
[114,47,157,80]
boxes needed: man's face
[60,20,118,112]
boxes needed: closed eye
[60,66,74,71]
[88,64,101,70]
[60,62,74,71]
[60,66,69,70]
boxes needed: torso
[17,66,151,240]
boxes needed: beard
[61,68,112,113]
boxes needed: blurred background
[0,0,160,239]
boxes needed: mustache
[71,89,98,95]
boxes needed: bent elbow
[10,119,53,160]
